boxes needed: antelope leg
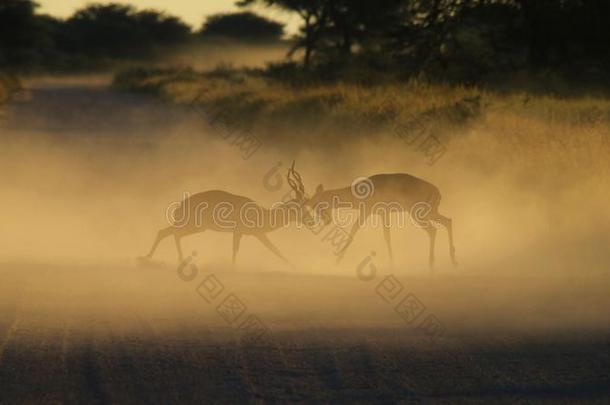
[232,232,242,267]
[146,226,174,259]
[255,234,294,268]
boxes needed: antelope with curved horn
[142,163,309,267]
[300,173,456,272]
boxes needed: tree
[238,0,407,67]
[199,11,284,41]
[514,0,610,68]
[58,3,190,58]
[136,10,191,45]
[238,0,328,67]
[0,0,53,67]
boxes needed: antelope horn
[287,161,305,198]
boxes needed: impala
[292,173,457,272]
[142,165,308,267]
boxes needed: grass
[113,66,487,136]
[0,72,22,104]
[113,66,610,177]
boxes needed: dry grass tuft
[114,66,610,177]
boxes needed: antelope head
[287,162,332,226]
[307,183,332,226]
[286,161,316,226]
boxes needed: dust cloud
[160,41,290,70]
[0,74,609,341]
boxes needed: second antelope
[289,172,457,272]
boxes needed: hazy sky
[37,0,298,32]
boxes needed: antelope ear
[316,184,324,193]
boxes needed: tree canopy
[0,0,51,67]
[239,0,610,81]
[2,0,610,82]
[58,3,191,58]
[199,11,284,41]
[0,1,192,69]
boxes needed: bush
[113,67,199,94]
[58,4,191,59]
[199,12,284,42]
[0,71,22,102]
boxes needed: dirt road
[1,78,609,403]
[1,261,609,403]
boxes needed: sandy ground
[0,77,609,403]
[0,263,609,403]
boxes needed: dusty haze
[1,70,609,344]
